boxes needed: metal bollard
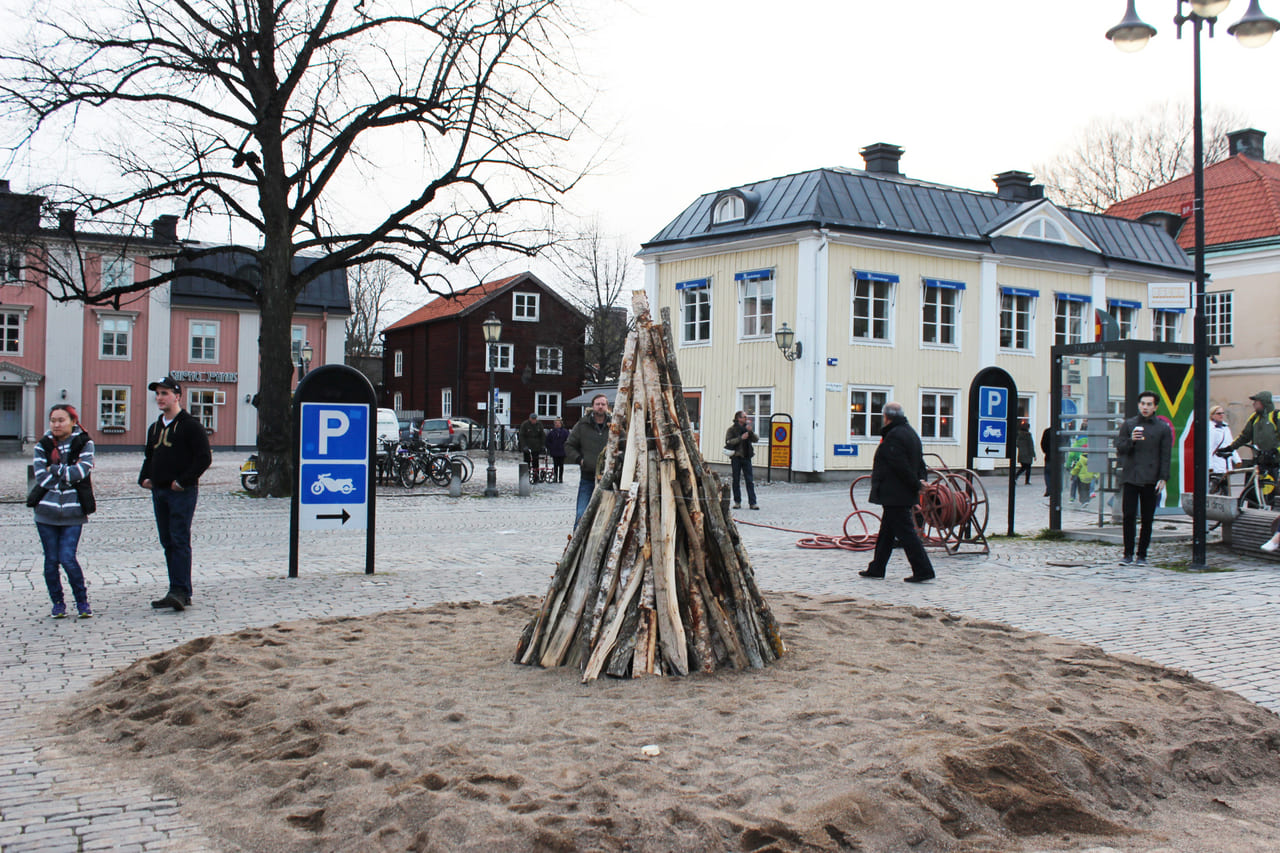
[518,462,531,497]
[449,460,462,498]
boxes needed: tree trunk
[254,260,302,498]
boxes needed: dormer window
[712,194,745,224]
[1019,217,1066,243]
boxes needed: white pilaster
[1090,272,1107,326]
[43,248,85,411]
[793,232,828,473]
[979,258,999,367]
[146,258,172,382]
[643,257,658,311]
[237,311,260,445]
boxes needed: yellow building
[638,144,1193,477]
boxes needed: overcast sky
[3,0,1278,305]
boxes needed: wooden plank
[536,489,620,667]
[654,457,688,674]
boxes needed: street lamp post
[1106,0,1278,569]
[298,340,314,379]
[482,312,502,498]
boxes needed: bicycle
[1235,462,1278,512]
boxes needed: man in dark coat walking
[860,402,935,583]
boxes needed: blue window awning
[922,277,965,290]
[1055,292,1092,304]
[1000,286,1039,298]
[1108,298,1142,310]
[854,270,899,283]
[1155,307,1187,314]
[676,278,710,291]
[734,269,773,282]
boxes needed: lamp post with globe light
[482,312,502,498]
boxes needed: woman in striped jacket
[32,404,95,618]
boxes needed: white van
[376,408,400,445]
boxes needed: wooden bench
[1229,508,1280,561]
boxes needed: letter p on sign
[318,411,350,455]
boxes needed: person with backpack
[1218,392,1278,480]
[30,404,96,618]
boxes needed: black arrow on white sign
[316,509,352,524]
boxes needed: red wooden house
[381,272,588,429]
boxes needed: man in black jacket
[139,376,212,611]
[860,402,935,583]
[1114,390,1171,566]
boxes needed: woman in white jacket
[1208,406,1240,490]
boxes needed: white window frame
[1017,394,1036,435]
[920,281,961,349]
[96,311,136,360]
[101,256,133,291]
[535,345,563,375]
[3,247,23,283]
[737,388,773,446]
[850,277,895,345]
[737,274,775,340]
[490,342,514,372]
[441,388,453,418]
[291,325,306,363]
[999,291,1035,353]
[848,385,892,441]
[1204,291,1233,347]
[1,306,28,356]
[393,391,403,411]
[393,350,404,377]
[918,389,959,442]
[1019,217,1066,243]
[189,319,219,363]
[535,391,562,420]
[1153,309,1182,343]
[97,385,129,431]
[1054,297,1089,346]
[1108,303,1137,340]
[713,195,744,223]
[187,388,222,433]
[512,292,540,322]
[680,285,712,346]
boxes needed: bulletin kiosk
[1047,339,1206,533]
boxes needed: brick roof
[1105,155,1280,249]
[383,274,521,332]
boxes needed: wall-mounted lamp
[774,323,802,361]
[245,393,253,403]
[60,389,67,400]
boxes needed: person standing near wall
[32,405,95,618]
[724,411,759,510]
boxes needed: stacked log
[515,291,785,682]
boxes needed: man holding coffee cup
[1114,390,1171,566]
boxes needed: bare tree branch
[546,217,636,383]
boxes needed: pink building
[0,180,349,450]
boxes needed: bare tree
[346,260,411,359]
[548,218,636,383]
[0,0,593,495]
[1035,102,1253,212]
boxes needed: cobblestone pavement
[2,453,1279,851]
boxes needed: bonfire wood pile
[515,292,785,682]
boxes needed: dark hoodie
[1227,391,1279,456]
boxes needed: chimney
[0,184,43,234]
[860,143,904,175]
[1138,210,1185,240]
[151,214,179,242]
[58,209,76,233]
[0,179,9,194]
[1227,128,1266,161]
[993,170,1044,202]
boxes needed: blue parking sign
[301,404,369,461]
[978,386,1008,420]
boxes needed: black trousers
[551,455,565,482]
[1016,462,1032,484]
[1121,482,1159,559]
[869,505,935,579]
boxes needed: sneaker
[50,602,67,618]
[1261,538,1280,553]
[732,502,741,509]
[76,601,92,618]
[1134,558,1149,567]
[1120,556,1134,566]
[749,504,760,510]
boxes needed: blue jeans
[731,456,757,506]
[152,486,199,598]
[36,523,87,605]
[575,474,595,525]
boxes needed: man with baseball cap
[138,375,211,611]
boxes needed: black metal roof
[640,167,1191,276]
[171,248,351,313]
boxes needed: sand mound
[60,593,1280,852]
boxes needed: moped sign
[290,364,377,577]
[298,403,368,529]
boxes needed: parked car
[450,417,484,450]
[376,408,400,446]
[418,417,461,450]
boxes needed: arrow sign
[316,509,351,524]
[983,446,1002,455]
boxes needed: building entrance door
[0,387,19,438]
